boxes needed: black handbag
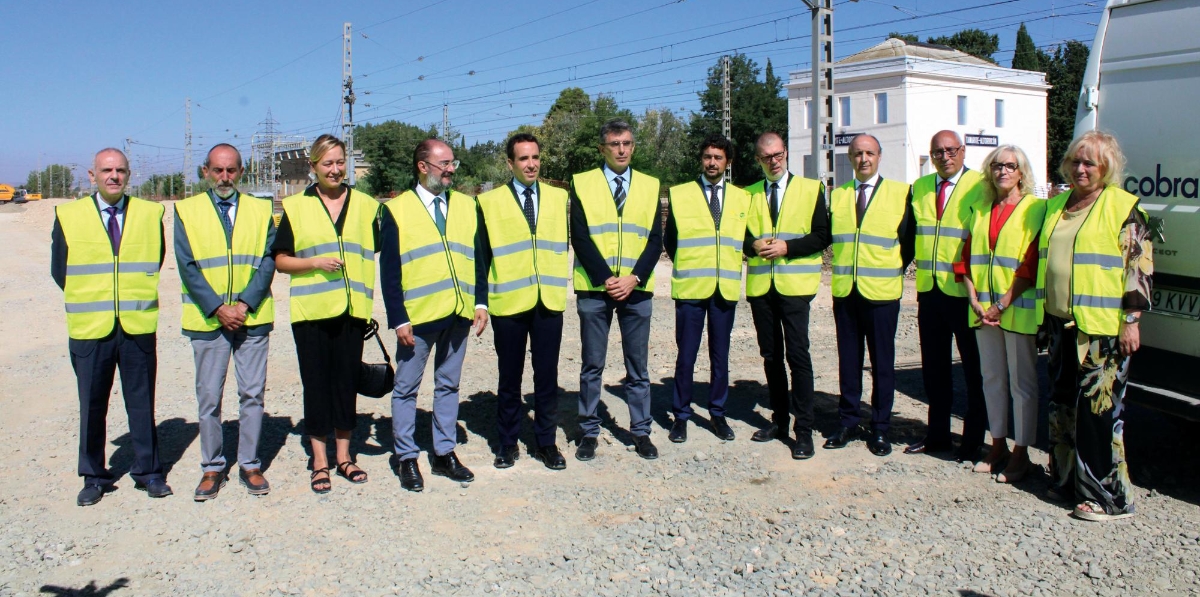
[358,319,395,398]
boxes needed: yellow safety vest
[571,168,661,292]
[384,189,477,325]
[912,169,985,297]
[282,189,377,323]
[176,192,275,331]
[668,180,749,301]
[744,175,823,297]
[1037,186,1144,337]
[968,194,1046,334]
[830,179,908,300]
[477,182,569,316]
[57,195,163,340]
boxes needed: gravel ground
[1,199,1198,597]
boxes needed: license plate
[1151,287,1200,319]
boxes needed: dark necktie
[856,183,871,225]
[935,180,949,221]
[709,183,722,227]
[769,182,780,226]
[434,195,446,235]
[613,176,626,211]
[522,187,536,232]
[105,206,121,253]
[217,200,234,236]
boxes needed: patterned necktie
[105,206,121,253]
[708,183,722,228]
[217,200,234,236]
[769,182,780,226]
[522,187,536,231]
[856,183,870,225]
[936,180,949,220]
[613,175,626,211]
[433,195,447,235]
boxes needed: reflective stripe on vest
[968,194,1046,334]
[384,189,477,325]
[57,196,163,339]
[744,175,823,297]
[571,168,661,291]
[1036,186,1143,336]
[912,169,985,297]
[176,192,275,332]
[282,189,377,323]
[668,181,749,301]
[829,179,908,300]
[477,182,569,316]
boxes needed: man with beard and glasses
[379,138,487,491]
[174,143,277,500]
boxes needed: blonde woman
[957,145,1044,483]
[273,135,379,493]
[1038,131,1152,521]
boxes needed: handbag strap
[363,318,392,364]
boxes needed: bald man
[51,148,172,505]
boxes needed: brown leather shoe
[239,468,270,495]
[194,471,226,501]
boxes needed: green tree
[927,28,1000,63]
[689,54,787,185]
[25,164,75,198]
[136,173,184,200]
[887,32,920,44]
[1045,40,1091,183]
[355,120,438,196]
[634,108,692,185]
[1011,23,1042,71]
[455,140,509,190]
[537,88,638,182]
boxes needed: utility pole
[721,55,732,183]
[442,104,450,141]
[184,97,193,196]
[342,22,356,187]
[802,0,841,198]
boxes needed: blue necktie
[217,200,233,236]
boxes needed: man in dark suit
[476,133,570,470]
[51,148,172,505]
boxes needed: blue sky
[0,0,1104,186]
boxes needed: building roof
[838,38,994,66]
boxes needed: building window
[995,99,1005,128]
[804,100,812,129]
[957,95,968,126]
[875,93,888,124]
[839,96,851,127]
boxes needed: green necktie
[434,195,446,235]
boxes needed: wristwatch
[995,299,1007,312]
[1124,312,1140,324]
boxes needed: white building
[786,39,1050,191]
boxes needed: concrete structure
[787,39,1050,191]
[277,147,370,198]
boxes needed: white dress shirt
[95,193,127,233]
[414,183,447,223]
[766,171,789,214]
[513,179,538,223]
[854,173,882,208]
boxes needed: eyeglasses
[424,159,460,171]
[603,140,634,150]
[931,146,963,159]
[757,151,786,164]
[990,162,1019,173]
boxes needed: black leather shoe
[867,432,892,457]
[77,484,105,507]
[494,445,519,469]
[135,479,173,498]
[792,434,815,460]
[669,419,688,443]
[751,424,786,443]
[575,437,598,461]
[430,451,475,482]
[711,416,735,441]
[398,458,424,492]
[534,445,567,470]
[823,426,858,449]
[955,443,983,463]
[903,437,953,455]
[633,435,658,460]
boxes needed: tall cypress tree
[1012,23,1042,71]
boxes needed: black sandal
[336,461,368,484]
[310,467,331,494]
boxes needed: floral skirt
[1045,315,1134,515]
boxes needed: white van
[1074,0,1200,419]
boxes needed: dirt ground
[2,198,1198,596]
